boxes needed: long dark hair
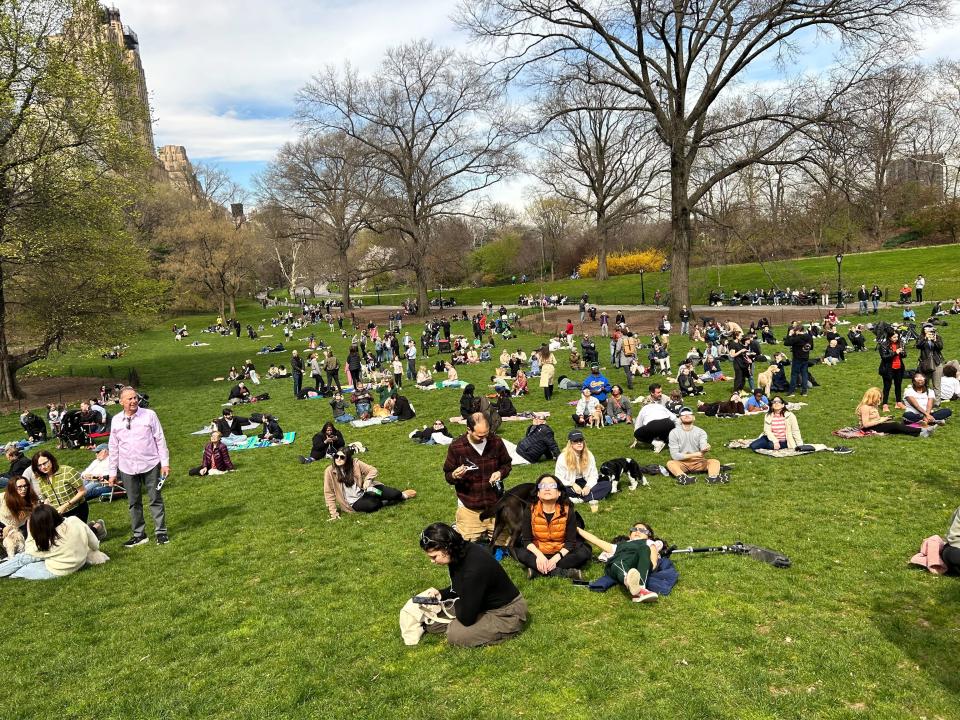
[419,522,468,562]
[3,475,39,519]
[321,421,337,436]
[535,473,568,515]
[332,446,356,485]
[767,396,786,416]
[28,504,65,552]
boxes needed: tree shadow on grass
[175,504,244,533]
[872,575,960,697]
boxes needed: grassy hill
[2,299,958,719]
[355,244,960,307]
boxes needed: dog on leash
[598,457,647,492]
[478,482,538,547]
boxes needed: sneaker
[123,535,148,548]
[569,496,583,504]
[651,439,666,454]
[155,533,170,545]
[832,446,854,455]
[527,567,535,580]
[632,587,659,603]
[676,474,696,486]
[657,465,670,476]
[718,473,731,483]
[297,455,310,464]
[549,567,583,580]
[93,519,107,542]
[625,568,642,596]
[706,475,723,485]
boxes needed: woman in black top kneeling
[417,523,527,647]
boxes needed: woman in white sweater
[748,397,803,451]
[553,430,610,512]
[0,505,108,580]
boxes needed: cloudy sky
[116,0,960,203]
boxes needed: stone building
[100,5,155,156]
[889,154,946,201]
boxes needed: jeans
[334,414,355,423]
[120,463,167,538]
[859,300,868,314]
[872,299,879,313]
[563,480,612,503]
[406,359,416,380]
[292,372,302,398]
[0,553,56,580]
[788,359,809,395]
[681,321,689,335]
[902,408,952,423]
[325,370,341,390]
[748,436,786,451]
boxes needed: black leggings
[350,486,406,513]
[63,501,90,523]
[733,364,752,392]
[867,421,921,437]
[881,369,904,405]
[543,385,554,401]
[513,544,592,575]
[325,370,342,390]
[634,418,675,445]
[943,544,960,573]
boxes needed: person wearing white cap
[666,408,728,486]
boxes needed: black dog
[598,457,648,491]
[478,482,537,547]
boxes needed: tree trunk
[415,264,429,317]
[669,156,693,323]
[339,250,352,310]
[595,213,609,281]
[228,295,237,317]
[0,262,23,401]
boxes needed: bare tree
[254,204,309,297]
[533,79,663,280]
[524,193,578,282]
[296,40,521,314]
[258,133,384,308]
[461,0,947,318]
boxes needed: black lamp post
[835,253,844,309]
[639,269,646,305]
[375,285,381,304]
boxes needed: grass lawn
[356,243,960,308]
[3,300,959,719]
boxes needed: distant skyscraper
[158,145,201,196]
[889,154,945,201]
[100,5,155,156]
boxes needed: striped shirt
[770,415,787,441]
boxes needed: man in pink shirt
[108,387,171,546]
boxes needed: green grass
[356,243,960,307]
[2,298,959,719]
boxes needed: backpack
[622,336,637,357]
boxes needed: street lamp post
[375,285,381,304]
[835,253,844,309]
[640,269,646,305]
[438,283,443,309]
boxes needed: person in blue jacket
[580,364,612,403]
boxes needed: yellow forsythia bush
[578,249,667,278]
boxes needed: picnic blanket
[415,380,467,390]
[350,417,397,428]
[227,432,296,450]
[2,439,43,452]
[833,427,883,438]
[502,438,529,466]
[448,411,551,425]
[191,422,259,436]
[726,439,851,457]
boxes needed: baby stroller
[58,410,88,449]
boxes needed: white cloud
[151,111,295,162]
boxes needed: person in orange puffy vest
[512,474,591,580]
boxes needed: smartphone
[571,579,591,587]
[157,474,167,490]
[412,595,441,605]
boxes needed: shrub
[578,249,667,278]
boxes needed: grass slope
[2,301,959,720]
[356,243,960,308]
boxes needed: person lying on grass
[744,388,770,413]
[577,523,661,603]
[323,447,415,520]
[748,397,803,452]
[417,522,527,647]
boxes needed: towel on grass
[502,439,529,466]
[726,439,840,456]
[833,427,883,438]
[909,535,948,575]
[228,432,296,450]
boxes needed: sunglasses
[334,454,346,460]
[537,483,558,490]
[630,526,650,534]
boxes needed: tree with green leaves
[0,0,161,399]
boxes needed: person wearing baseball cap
[666,408,729,486]
[581,364,612,403]
[553,430,611,512]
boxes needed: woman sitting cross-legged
[902,372,952,426]
[188,431,235,476]
[0,504,108,580]
[511,474,591,580]
[553,430,611,512]
[856,387,928,437]
[748,397,803,451]
[299,422,345,464]
[323,447,415,520]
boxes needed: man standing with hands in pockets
[109,386,171,547]
[442,413,512,542]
